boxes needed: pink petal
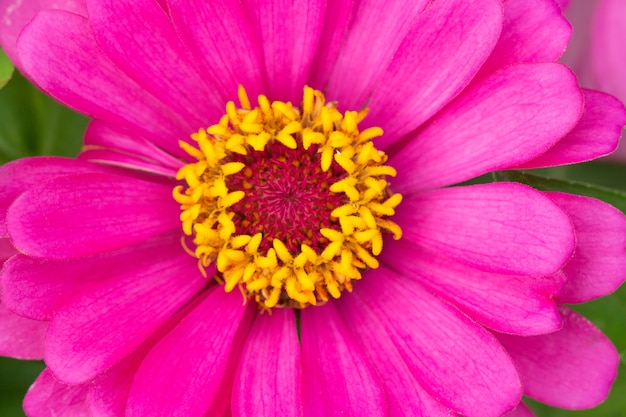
[6,172,179,259]
[16,10,193,158]
[307,0,355,89]
[23,369,91,417]
[167,0,266,100]
[358,266,522,417]
[243,0,325,102]
[337,293,455,416]
[44,243,206,384]
[233,310,302,417]
[323,0,430,110]
[591,0,626,106]
[479,0,571,75]
[518,89,626,168]
[381,239,565,335]
[86,0,224,127]
[0,156,108,237]
[0,237,17,263]
[126,289,254,417]
[1,232,187,321]
[0,300,47,359]
[395,183,575,276]
[82,119,183,171]
[301,303,386,417]
[503,402,536,417]
[79,149,178,177]
[497,307,619,409]
[366,0,503,147]
[0,0,86,68]
[391,63,583,192]
[547,192,626,303]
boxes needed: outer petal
[0,156,108,237]
[0,0,86,68]
[323,0,430,110]
[243,0,325,102]
[44,244,206,384]
[17,10,192,157]
[497,308,619,409]
[0,300,47,359]
[381,239,565,335]
[391,63,583,192]
[366,0,503,147]
[479,0,571,75]
[394,183,575,276]
[167,0,266,100]
[0,237,17,263]
[6,172,179,259]
[301,303,386,417]
[23,369,90,417]
[338,293,455,417]
[547,192,626,303]
[518,89,626,168]
[86,0,224,127]
[126,289,254,417]
[233,310,303,417]
[358,266,522,417]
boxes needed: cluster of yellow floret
[173,86,402,308]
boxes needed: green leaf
[494,170,626,213]
[0,71,87,163]
[0,48,14,90]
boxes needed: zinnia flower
[1,0,625,416]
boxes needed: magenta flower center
[174,86,403,308]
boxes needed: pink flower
[1,0,625,416]
[561,0,626,159]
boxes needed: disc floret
[174,86,402,308]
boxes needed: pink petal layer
[1,232,188,321]
[0,300,46,359]
[358,266,522,417]
[86,0,223,128]
[45,242,205,384]
[301,303,386,417]
[338,293,455,416]
[518,89,626,168]
[233,310,302,417]
[126,289,253,417]
[244,0,324,102]
[480,0,571,75]
[0,156,108,237]
[7,172,179,259]
[323,0,429,110]
[381,239,564,335]
[367,0,503,147]
[17,10,192,158]
[23,369,90,417]
[167,0,266,100]
[0,0,86,68]
[391,63,582,192]
[547,192,626,303]
[497,308,619,409]
[395,182,575,276]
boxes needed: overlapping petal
[7,173,179,259]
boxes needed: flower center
[173,86,402,309]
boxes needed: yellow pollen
[174,86,403,309]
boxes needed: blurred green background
[0,68,625,416]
